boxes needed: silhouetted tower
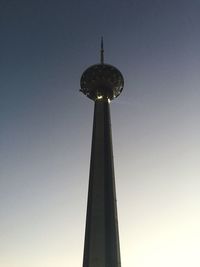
[80,38,124,267]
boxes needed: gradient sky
[1,1,200,267]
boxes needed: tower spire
[100,36,104,64]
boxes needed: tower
[80,39,124,267]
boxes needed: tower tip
[100,37,104,64]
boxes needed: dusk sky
[1,1,200,267]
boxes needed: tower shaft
[83,99,121,267]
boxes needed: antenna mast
[100,37,104,64]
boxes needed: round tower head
[80,39,124,101]
[80,64,124,101]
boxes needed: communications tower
[80,38,124,267]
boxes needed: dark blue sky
[1,1,200,267]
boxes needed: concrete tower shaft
[83,99,121,267]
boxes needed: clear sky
[0,0,200,267]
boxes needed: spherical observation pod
[80,63,124,101]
